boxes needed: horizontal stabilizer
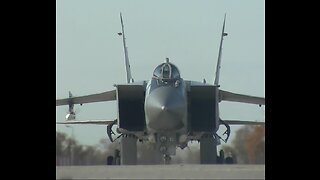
[223,119,265,125]
[219,89,265,105]
[56,119,116,125]
[56,90,116,106]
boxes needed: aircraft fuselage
[141,62,190,156]
[145,78,187,133]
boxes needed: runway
[56,164,265,179]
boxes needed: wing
[56,119,116,125]
[223,119,265,125]
[219,89,265,105]
[56,90,116,106]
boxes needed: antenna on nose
[166,57,169,63]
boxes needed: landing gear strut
[200,133,218,164]
[120,134,137,165]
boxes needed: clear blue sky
[56,0,265,147]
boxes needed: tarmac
[56,164,265,179]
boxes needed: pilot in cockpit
[152,59,181,87]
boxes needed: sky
[56,0,265,147]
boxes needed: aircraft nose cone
[145,86,186,130]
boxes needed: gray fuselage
[145,77,188,134]
[142,62,189,155]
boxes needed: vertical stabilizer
[119,13,134,83]
[214,14,228,86]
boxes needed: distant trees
[56,131,68,157]
[56,131,110,165]
[222,125,265,164]
[56,125,265,165]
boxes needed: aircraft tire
[225,156,234,164]
[107,156,114,165]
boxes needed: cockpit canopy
[153,62,181,81]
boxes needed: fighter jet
[56,13,265,165]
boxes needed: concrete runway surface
[56,164,265,179]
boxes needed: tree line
[56,125,264,165]
[56,132,111,165]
